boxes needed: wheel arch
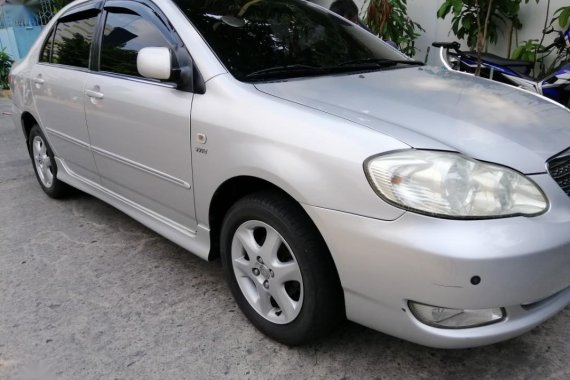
[213,176,347,342]
[208,176,296,259]
[207,176,342,290]
[21,111,39,142]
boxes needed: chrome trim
[537,77,545,95]
[545,146,570,173]
[504,76,540,94]
[439,47,453,71]
[85,89,104,99]
[554,147,570,159]
[46,127,90,149]
[36,62,90,73]
[35,64,177,89]
[91,145,191,189]
[93,71,178,89]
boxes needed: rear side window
[39,28,54,63]
[52,10,99,68]
[100,9,170,77]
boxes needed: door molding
[91,145,191,189]
[46,127,90,149]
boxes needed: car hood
[255,66,570,173]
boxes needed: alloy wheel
[231,220,303,324]
[32,135,54,188]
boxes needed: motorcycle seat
[462,51,533,75]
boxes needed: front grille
[547,152,570,196]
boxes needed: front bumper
[303,174,570,348]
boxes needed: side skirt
[54,157,212,261]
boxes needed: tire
[28,125,71,198]
[220,192,344,345]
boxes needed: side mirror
[137,47,173,80]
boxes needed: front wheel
[220,192,344,345]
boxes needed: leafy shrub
[0,49,13,90]
[554,6,570,29]
[511,39,545,61]
[365,0,424,56]
[437,0,538,50]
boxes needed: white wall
[313,0,567,64]
[406,0,567,64]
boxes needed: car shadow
[59,191,568,378]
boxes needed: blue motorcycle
[433,26,570,108]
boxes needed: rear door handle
[33,77,44,85]
[85,89,104,100]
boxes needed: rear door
[31,4,101,183]
[84,0,197,230]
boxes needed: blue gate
[0,2,57,60]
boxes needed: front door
[84,1,196,230]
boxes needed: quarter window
[100,9,171,77]
[51,10,99,68]
[39,28,54,63]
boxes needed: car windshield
[173,0,409,81]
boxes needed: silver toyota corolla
[9,0,570,348]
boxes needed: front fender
[191,76,409,227]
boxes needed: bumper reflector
[408,301,505,329]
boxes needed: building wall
[0,26,42,60]
[12,26,43,59]
[313,0,567,64]
[0,27,19,59]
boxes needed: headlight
[364,150,548,218]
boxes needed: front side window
[174,0,406,81]
[52,10,99,68]
[100,9,171,77]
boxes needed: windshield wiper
[245,59,423,81]
[246,64,326,79]
[338,58,424,67]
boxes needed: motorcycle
[432,25,570,108]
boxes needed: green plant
[553,6,570,29]
[512,3,570,77]
[0,49,13,90]
[437,0,538,50]
[511,39,545,61]
[437,0,538,75]
[50,0,74,14]
[364,0,424,56]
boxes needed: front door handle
[33,76,44,85]
[85,89,104,100]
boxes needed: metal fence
[0,2,56,28]
[0,2,57,59]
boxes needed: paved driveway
[0,99,568,379]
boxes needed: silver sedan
[9,0,570,348]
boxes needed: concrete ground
[0,97,568,380]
